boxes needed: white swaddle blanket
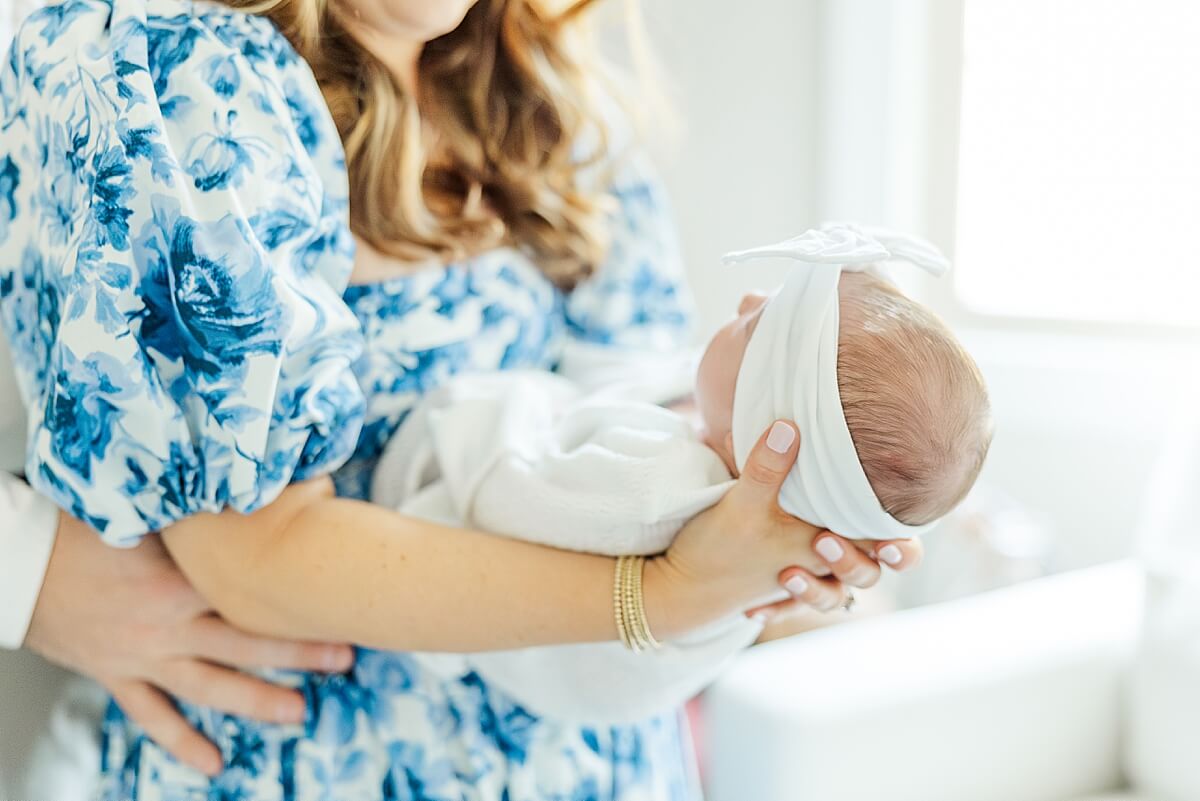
[371,366,762,724]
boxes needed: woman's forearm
[163,479,701,653]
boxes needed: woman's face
[347,0,481,41]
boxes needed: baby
[701,223,992,537]
[372,222,992,724]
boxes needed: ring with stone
[841,590,857,613]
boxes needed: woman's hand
[649,420,924,633]
[747,536,924,621]
[646,421,847,633]
[24,514,354,776]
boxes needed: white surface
[0,650,99,801]
[1127,398,1200,801]
[0,335,26,473]
[0,473,59,649]
[957,331,1199,569]
[705,562,1143,801]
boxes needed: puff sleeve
[0,0,364,546]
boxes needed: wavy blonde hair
[224,0,618,289]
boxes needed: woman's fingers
[731,421,800,509]
[813,533,882,588]
[155,659,307,725]
[746,589,810,619]
[772,567,850,612]
[108,679,223,777]
[745,596,797,620]
[186,614,354,673]
[872,538,924,572]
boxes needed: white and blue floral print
[0,0,697,799]
[0,0,363,542]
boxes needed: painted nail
[765,421,795,454]
[784,575,810,596]
[750,612,769,625]
[815,537,845,563]
[878,544,903,566]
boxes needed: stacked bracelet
[613,555,661,652]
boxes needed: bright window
[955,0,1200,328]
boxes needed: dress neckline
[342,245,543,297]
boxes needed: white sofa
[704,561,1158,801]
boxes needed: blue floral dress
[0,1,698,799]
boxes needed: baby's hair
[836,272,992,526]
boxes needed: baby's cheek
[702,344,738,423]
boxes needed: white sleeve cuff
[0,473,59,650]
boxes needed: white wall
[639,0,822,335]
[642,0,940,336]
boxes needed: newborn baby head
[696,271,991,529]
[833,271,991,525]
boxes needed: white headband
[724,222,951,541]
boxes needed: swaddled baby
[372,223,992,724]
[705,224,992,536]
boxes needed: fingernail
[766,421,795,454]
[878,544,903,566]
[815,537,844,562]
[784,575,809,596]
[750,612,769,624]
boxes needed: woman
[0,0,919,797]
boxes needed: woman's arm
[165,478,656,652]
[164,421,918,654]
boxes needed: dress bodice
[335,250,566,500]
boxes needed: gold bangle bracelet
[613,555,631,650]
[614,555,661,652]
[632,555,661,650]
[624,557,643,649]
[616,556,632,648]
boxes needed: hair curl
[223,0,616,289]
